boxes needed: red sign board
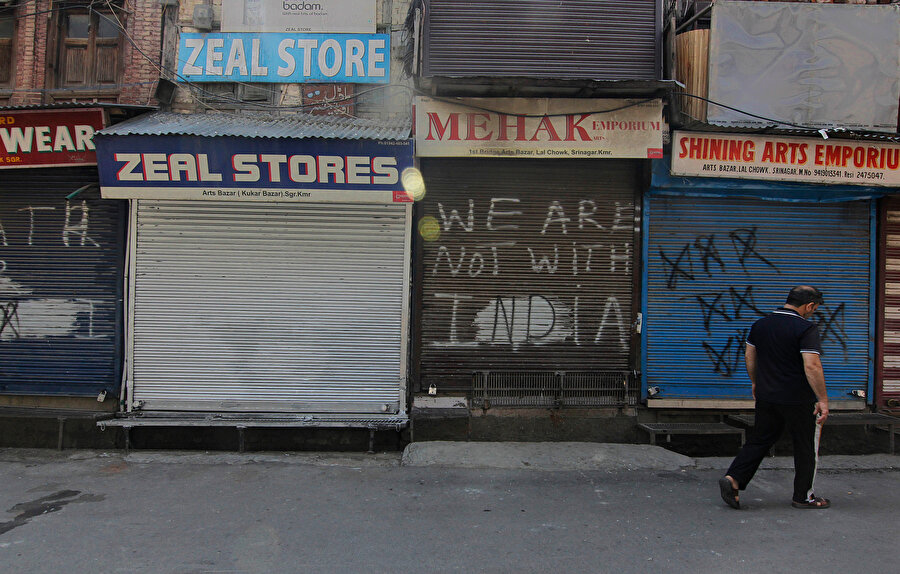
[0,108,106,169]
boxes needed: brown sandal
[792,495,831,509]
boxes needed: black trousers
[726,399,819,503]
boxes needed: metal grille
[472,371,637,408]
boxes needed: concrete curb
[400,441,694,471]
[1,446,897,472]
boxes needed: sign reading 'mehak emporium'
[415,97,664,159]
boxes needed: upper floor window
[57,5,124,88]
[0,9,14,87]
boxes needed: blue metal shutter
[644,196,872,402]
[0,168,125,397]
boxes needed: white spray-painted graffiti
[0,201,106,341]
[426,198,632,350]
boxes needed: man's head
[786,285,823,318]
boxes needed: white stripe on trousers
[808,418,823,500]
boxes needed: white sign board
[222,0,375,34]
[415,97,664,159]
[671,131,900,187]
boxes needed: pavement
[1,444,897,573]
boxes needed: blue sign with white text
[95,135,415,204]
[177,33,390,83]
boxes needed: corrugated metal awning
[98,110,411,141]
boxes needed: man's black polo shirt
[746,307,822,405]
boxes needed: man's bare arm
[745,344,757,399]
[802,352,829,424]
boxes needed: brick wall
[118,0,164,105]
[7,1,164,107]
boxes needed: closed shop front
[0,168,125,398]
[96,112,414,422]
[644,194,873,406]
[413,97,663,405]
[417,158,640,398]
[129,200,409,413]
[650,134,889,408]
[0,107,126,401]
[878,197,900,411]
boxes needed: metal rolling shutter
[131,200,409,413]
[0,168,125,396]
[417,158,639,392]
[645,196,872,401]
[880,200,900,406]
[423,0,660,80]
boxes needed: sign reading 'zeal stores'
[177,33,389,83]
[672,131,900,187]
[95,135,414,204]
[415,97,664,159]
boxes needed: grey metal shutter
[422,0,660,81]
[879,199,900,407]
[645,196,872,402]
[416,158,639,392]
[0,168,125,397]
[130,200,410,414]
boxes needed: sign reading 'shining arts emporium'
[672,131,900,187]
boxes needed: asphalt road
[0,449,896,574]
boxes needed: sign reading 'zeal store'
[672,131,900,187]
[177,33,389,83]
[415,97,664,159]
[0,108,105,169]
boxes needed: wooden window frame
[51,3,125,97]
[0,7,16,90]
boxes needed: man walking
[719,285,831,510]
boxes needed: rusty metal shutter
[879,199,900,409]
[130,200,410,415]
[645,196,873,403]
[422,0,660,81]
[0,168,125,397]
[416,158,639,392]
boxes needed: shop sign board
[221,0,375,34]
[177,33,389,83]
[0,108,105,169]
[414,97,664,159]
[672,131,900,187]
[95,135,414,204]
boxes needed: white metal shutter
[130,200,409,413]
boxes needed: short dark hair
[786,285,824,306]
